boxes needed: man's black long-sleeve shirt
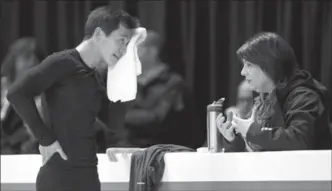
[7,49,126,167]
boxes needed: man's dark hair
[84,6,140,39]
[236,32,299,84]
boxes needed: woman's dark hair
[1,37,46,83]
[236,32,299,85]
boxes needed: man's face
[96,24,134,68]
[240,59,274,93]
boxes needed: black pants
[36,154,100,191]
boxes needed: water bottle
[207,98,225,153]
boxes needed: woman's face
[240,59,275,93]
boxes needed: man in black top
[7,6,140,191]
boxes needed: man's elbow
[6,87,20,103]
[6,85,30,106]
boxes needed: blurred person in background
[217,32,332,152]
[1,37,46,154]
[6,6,139,191]
[225,80,254,119]
[113,30,204,149]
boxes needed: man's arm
[245,87,322,150]
[97,96,128,131]
[6,54,77,146]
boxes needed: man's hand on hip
[39,140,68,165]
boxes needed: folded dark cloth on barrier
[129,144,195,191]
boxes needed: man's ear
[93,27,106,42]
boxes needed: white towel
[107,27,147,102]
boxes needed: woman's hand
[216,112,236,142]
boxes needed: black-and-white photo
[1,1,331,191]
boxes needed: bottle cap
[207,97,225,112]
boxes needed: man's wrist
[39,134,56,146]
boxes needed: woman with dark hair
[1,37,47,154]
[1,37,45,83]
[216,32,332,151]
